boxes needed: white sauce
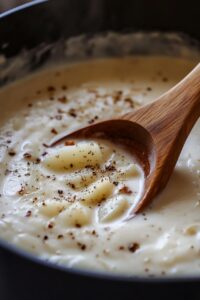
[0,56,199,276]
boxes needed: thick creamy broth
[0,56,199,276]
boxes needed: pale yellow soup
[0,56,199,276]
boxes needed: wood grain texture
[50,63,200,215]
[125,63,200,213]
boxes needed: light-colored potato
[44,142,103,171]
[58,202,92,227]
[39,199,69,218]
[80,177,114,205]
[98,196,130,223]
[111,164,139,182]
[184,223,200,236]
[121,164,139,177]
[65,169,97,189]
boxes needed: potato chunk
[80,177,114,205]
[184,223,200,236]
[65,169,97,189]
[120,164,139,177]
[98,196,130,223]
[44,142,103,171]
[39,199,69,217]
[58,203,92,227]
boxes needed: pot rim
[0,0,47,19]
[1,236,200,283]
[0,0,199,284]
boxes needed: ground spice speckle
[51,128,58,134]
[25,210,32,217]
[128,242,140,253]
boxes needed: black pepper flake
[128,242,140,253]
[43,143,49,148]
[48,222,54,229]
[113,90,123,102]
[43,235,49,241]
[23,152,32,159]
[32,197,38,203]
[124,98,134,108]
[51,128,58,135]
[35,158,41,164]
[75,223,82,228]
[57,234,64,239]
[68,183,75,189]
[88,115,99,124]
[57,190,64,195]
[25,210,32,217]
[58,96,67,103]
[8,150,16,156]
[88,119,95,124]
[105,165,116,171]
[68,108,77,118]
[42,152,48,157]
[119,186,132,194]
[47,86,56,92]
[77,242,86,251]
[146,87,152,91]
[118,246,125,251]
[18,186,26,195]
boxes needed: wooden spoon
[49,63,200,216]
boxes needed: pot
[0,1,200,299]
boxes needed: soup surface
[0,56,199,276]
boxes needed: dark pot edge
[0,0,48,18]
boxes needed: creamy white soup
[0,56,199,276]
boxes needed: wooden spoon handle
[123,62,200,137]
